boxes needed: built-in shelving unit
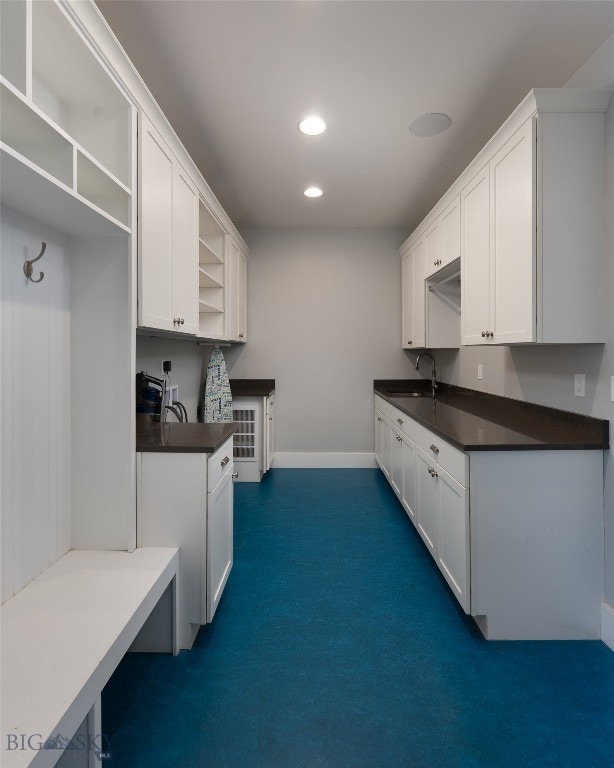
[198,199,227,339]
[1,0,136,604]
[0,0,132,236]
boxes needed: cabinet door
[172,164,199,334]
[401,252,413,348]
[380,417,393,480]
[266,398,275,471]
[491,118,536,344]
[390,428,403,497]
[411,239,427,348]
[400,433,417,524]
[206,468,234,622]
[416,446,439,555]
[425,221,441,276]
[138,115,174,331]
[440,196,460,269]
[375,411,384,467]
[461,165,491,344]
[228,240,248,342]
[437,466,470,613]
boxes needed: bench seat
[1,547,179,768]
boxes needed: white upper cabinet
[439,196,461,269]
[138,113,198,334]
[462,119,535,344]
[461,165,491,344]
[401,237,427,349]
[402,88,611,347]
[228,239,248,343]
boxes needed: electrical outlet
[574,373,585,398]
[477,364,483,381]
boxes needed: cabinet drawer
[208,436,234,491]
[413,422,468,485]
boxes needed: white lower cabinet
[374,394,604,638]
[206,446,234,622]
[376,395,469,612]
[137,436,235,649]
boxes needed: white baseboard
[602,602,614,650]
[273,452,377,469]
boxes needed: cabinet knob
[180,318,185,325]
[377,417,382,422]
[407,340,412,345]
[481,331,486,338]
[430,443,439,454]
[239,333,244,338]
[397,418,403,425]
[232,471,239,479]
[428,466,438,478]
[396,435,402,442]
[489,331,494,338]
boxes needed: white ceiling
[96,0,614,232]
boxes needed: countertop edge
[374,383,609,452]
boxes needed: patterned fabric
[202,347,233,423]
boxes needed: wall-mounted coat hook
[23,242,46,283]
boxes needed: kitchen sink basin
[389,391,430,397]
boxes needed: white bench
[1,547,179,768]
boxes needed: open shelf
[199,264,224,289]
[1,80,73,186]
[31,0,132,188]
[199,235,225,264]
[0,145,130,237]
[198,198,227,339]
[77,150,131,227]
[1,0,27,95]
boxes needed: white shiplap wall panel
[1,206,70,603]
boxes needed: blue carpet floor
[103,469,614,767]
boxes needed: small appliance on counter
[136,371,188,423]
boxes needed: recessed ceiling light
[409,113,451,137]
[298,116,327,136]
[304,187,323,198]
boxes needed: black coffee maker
[136,371,165,421]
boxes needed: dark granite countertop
[374,380,609,452]
[136,422,236,453]
[230,379,276,397]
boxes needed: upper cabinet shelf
[0,0,133,236]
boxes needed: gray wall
[225,228,414,455]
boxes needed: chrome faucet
[415,352,438,399]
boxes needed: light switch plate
[574,373,585,398]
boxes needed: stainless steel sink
[389,391,429,398]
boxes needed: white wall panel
[1,206,70,603]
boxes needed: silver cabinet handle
[407,340,412,345]
[232,471,239,479]
[221,456,230,467]
[430,443,439,454]
[377,416,382,422]
[397,418,403,425]
[428,466,438,478]
[180,318,185,325]
[396,435,402,442]
[481,331,487,337]
[239,333,244,338]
